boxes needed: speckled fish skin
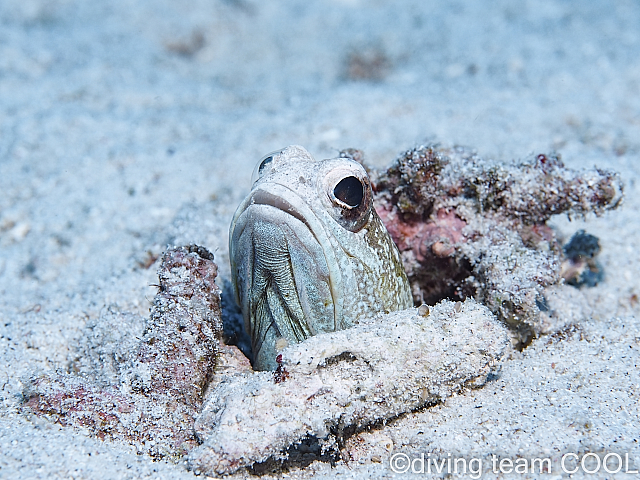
[230,145,412,370]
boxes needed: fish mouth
[229,183,344,370]
[249,188,316,237]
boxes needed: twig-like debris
[372,146,623,347]
[23,245,228,459]
[188,300,509,475]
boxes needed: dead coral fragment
[462,153,621,224]
[131,244,221,405]
[374,145,446,217]
[188,300,509,476]
[376,147,622,223]
[373,145,622,347]
[24,245,224,459]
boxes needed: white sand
[1,0,638,478]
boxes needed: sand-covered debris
[23,245,225,459]
[371,146,623,347]
[188,299,510,475]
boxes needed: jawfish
[230,146,412,370]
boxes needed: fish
[229,145,413,370]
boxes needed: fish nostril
[333,176,363,208]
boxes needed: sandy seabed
[1,1,639,478]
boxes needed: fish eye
[258,155,273,174]
[322,164,372,233]
[251,150,282,184]
[333,176,363,208]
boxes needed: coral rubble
[23,245,231,459]
[371,146,622,347]
[188,300,509,475]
